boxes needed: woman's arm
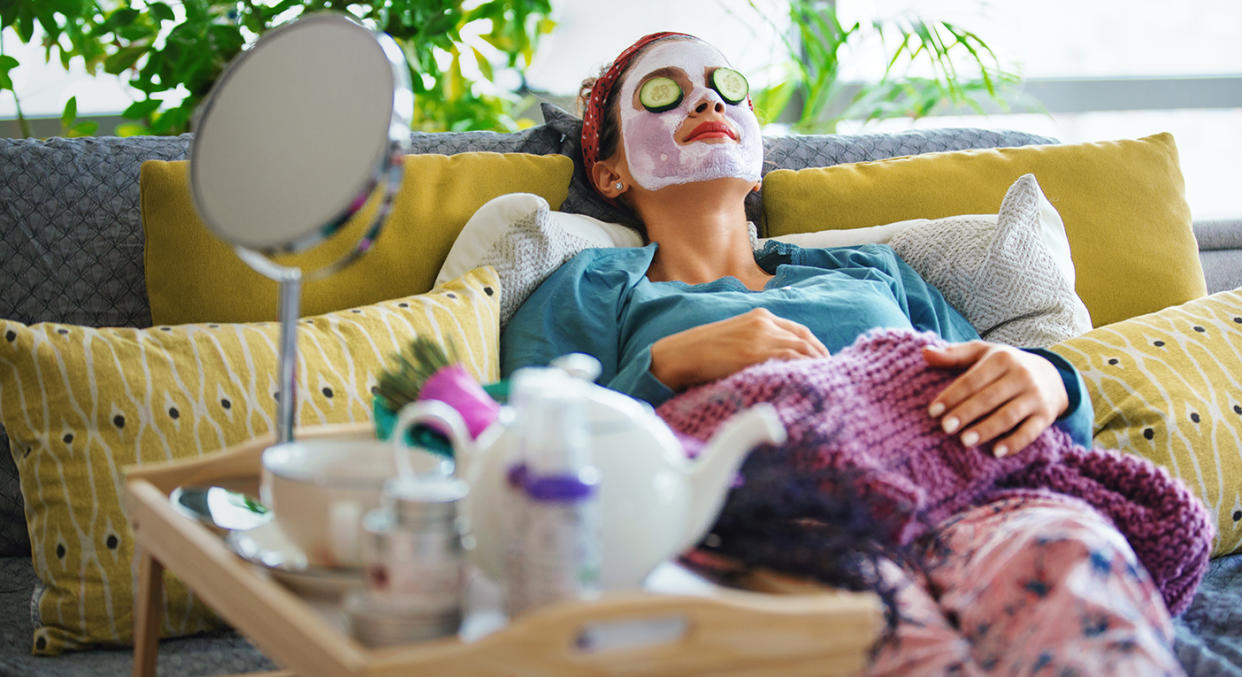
[882,248,1094,450]
[924,342,1076,455]
[649,308,828,392]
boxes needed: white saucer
[226,520,364,599]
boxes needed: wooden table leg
[133,547,164,677]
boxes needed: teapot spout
[680,404,786,553]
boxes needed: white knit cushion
[893,174,1091,346]
[436,192,642,327]
[766,174,1092,347]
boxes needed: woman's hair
[578,68,643,235]
[577,38,677,235]
[579,33,692,182]
[577,69,624,168]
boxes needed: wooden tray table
[123,423,881,677]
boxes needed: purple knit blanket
[657,328,1213,615]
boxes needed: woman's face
[615,39,763,192]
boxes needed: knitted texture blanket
[656,328,1212,615]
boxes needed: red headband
[580,31,695,193]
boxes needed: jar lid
[384,475,468,525]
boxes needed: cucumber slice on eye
[639,76,683,112]
[711,68,749,104]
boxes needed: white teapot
[392,370,785,590]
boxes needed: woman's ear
[591,158,627,199]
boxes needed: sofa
[2,102,1241,675]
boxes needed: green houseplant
[0,1,1021,138]
[749,0,1022,133]
[0,0,553,137]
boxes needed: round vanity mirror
[191,12,412,262]
[189,13,412,443]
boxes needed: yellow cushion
[762,133,1206,328]
[1050,288,1242,557]
[0,266,499,654]
[142,152,571,325]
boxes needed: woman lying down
[501,32,1211,676]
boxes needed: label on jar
[362,512,464,615]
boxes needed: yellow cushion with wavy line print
[1050,288,1242,557]
[0,266,499,654]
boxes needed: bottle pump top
[509,367,592,478]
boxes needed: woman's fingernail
[994,444,1009,458]
[928,402,945,417]
[943,417,960,434]
[962,431,979,446]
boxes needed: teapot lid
[550,352,602,382]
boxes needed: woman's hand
[650,308,829,391]
[923,341,1068,458]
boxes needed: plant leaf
[208,24,244,55]
[122,98,161,119]
[104,45,147,74]
[472,46,494,82]
[70,120,98,137]
[149,2,175,22]
[753,78,796,126]
[114,122,150,137]
[17,10,33,42]
[60,96,77,128]
[0,55,18,90]
[105,7,140,29]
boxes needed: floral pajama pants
[868,494,1184,677]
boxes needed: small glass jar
[350,474,468,646]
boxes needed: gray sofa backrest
[0,124,561,330]
[1194,219,1242,293]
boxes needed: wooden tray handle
[374,589,880,677]
[124,423,373,493]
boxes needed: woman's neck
[635,179,771,290]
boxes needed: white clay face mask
[617,39,763,192]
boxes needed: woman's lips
[685,121,738,142]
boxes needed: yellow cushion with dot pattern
[0,266,499,654]
[1050,288,1242,557]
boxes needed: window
[523,0,1241,219]
[523,0,790,96]
[0,27,134,118]
[825,0,1242,220]
[4,1,1238,218]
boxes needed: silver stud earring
[614,181,624,191]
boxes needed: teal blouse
[501,241,1092,446]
